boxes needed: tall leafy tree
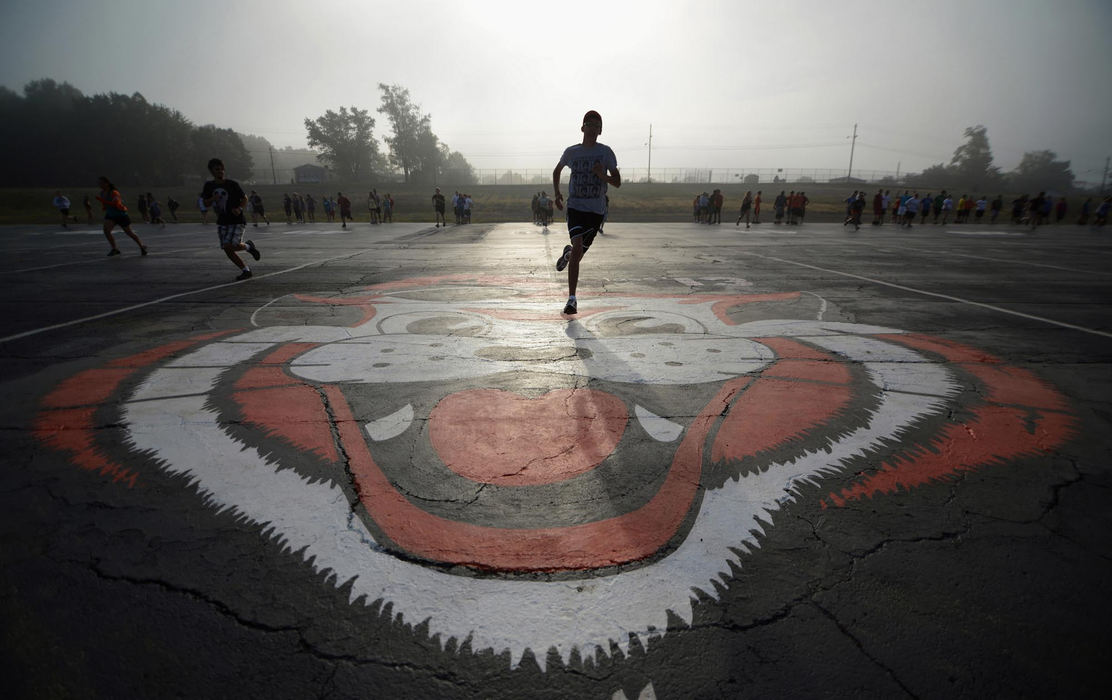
[1010,150,1075,193]
[377,83,445,183]
[303,106,382,180]
[440,146,477,184]
[949,125,1001,187]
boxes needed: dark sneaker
[236,269,253,281]
[140,246,148,256]
[246,239,261,261]
[563,298,577,315]
[107,249,121,256]
[555,244,572,272]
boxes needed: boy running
[249,190,270,226]
[96,176,148,256]
[53,191,79,227]
[552,110,621,315]
[202,158,260,280]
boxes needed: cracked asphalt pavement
[1,219,1110,699]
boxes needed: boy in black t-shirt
[202,158,260,281]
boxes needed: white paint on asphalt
[740,251,1112,339]
[122,310,955,671]
[0,248,382,344]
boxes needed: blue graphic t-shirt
[558,142,618,215]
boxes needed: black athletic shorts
[566,208,605,240]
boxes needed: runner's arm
[552,163,565,210]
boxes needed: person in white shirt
[552,110,620,315]
[974,196,987,222]
[53,191,77,227]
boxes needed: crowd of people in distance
[694,190,811,226]
[50,183,1112,238]
[692,189,726,224]
[838,189,1111,231]
[53,190,181,229]
[429,188,474,227]
[532,191,555,226]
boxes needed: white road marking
[0,248,380,344]
[741,251,1112,339]
[871,245,1112,277]
[0,248,199,275]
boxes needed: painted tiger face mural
[35,274,1075,671]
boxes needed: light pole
[846,123,858,181]
[645,123,653,183]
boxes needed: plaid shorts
[218,224,246,248]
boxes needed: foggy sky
[2,0,1110,183]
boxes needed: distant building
[294,164,329,184]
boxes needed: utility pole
[646,123,653,183]
[847,123,858,180]
[269,147,277,185]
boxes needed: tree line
[909,125,1077,193]
[0,79,475,188]
[0,80,1077,193]
[0,79,252,187]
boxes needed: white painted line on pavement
[0,248,378,344]
[870,246,1112,277]
[740,251,1112,340]
[0,248,200,275]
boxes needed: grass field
[1,181,1040,226]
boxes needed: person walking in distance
[202,158,260,281]
[710,188,724,224]
[752,191,762,224]
[736,190,753,228]
[96,176,148,256]
[552,110,620,316]
[197,193,210,225]
[432,187,447,227]
[249,190,270,227]
[53,191,78,227]
[773,190,786,224]
[148,195,166,228]
[337,192,353,228]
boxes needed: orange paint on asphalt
[34,331,236,487]
[430,389,627,486]
[331,378,752,572]
[825,334,1076,506]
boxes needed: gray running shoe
[555,244,572,272]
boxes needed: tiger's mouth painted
[281,303,782,575]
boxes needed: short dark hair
[583,110,602,125]
[207,158,224,172]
